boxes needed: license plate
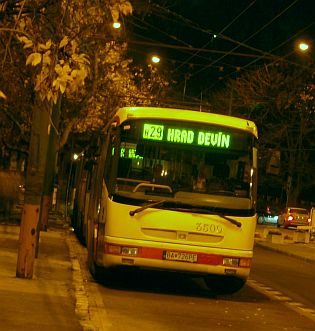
[163,251,198,263]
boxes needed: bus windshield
[109,119,256,214]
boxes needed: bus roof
[115,107,258,138]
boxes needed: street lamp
[113,22,121,29]
[295,39,312,54]
[295,39,313,64]
[151,55,161,64]
[299,42,309,52]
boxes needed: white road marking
[248,279,315,323]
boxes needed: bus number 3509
[195,223,223,234]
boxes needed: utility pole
[16,99,50,279]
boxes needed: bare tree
[209,62,315,205]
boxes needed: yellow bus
[84,106,258,294]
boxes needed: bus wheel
[204,275,245,295]
[88,254,105,282]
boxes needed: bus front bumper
[97,237,253,279]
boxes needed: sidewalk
[0,222,85,331]
[254,224,315,263]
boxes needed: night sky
[125,0,315,99]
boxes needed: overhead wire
[126,18,251,72]
[152,3,285,62]
[239,20,315,70]
[126,37,258,79]
[146,3,300,99]
[125,7,279,77]
[126,16,217,69]
[125,1,313,101]
[129,16,245,74]
[151,0,315,101]
[128,39,275,60]
[151,0,313,83]
[203,20,315,94]
[172,0,257,73]
[190,0,301,79]
[129,15,192,47]
[126,16,225,65]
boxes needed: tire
[88,251,109,282]
[87,228,105,282]
[87,239,114,283]
[204,275,246,295]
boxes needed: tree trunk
[16,99,51,279]
[39,99,61,232]
[39,195,51,232]
[16,205,39,278]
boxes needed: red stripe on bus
[105,244,225,266]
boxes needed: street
[71,227,315,331]
[251,245,315,310]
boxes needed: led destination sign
[143,123,231,149]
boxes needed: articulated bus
[73,106,258,294]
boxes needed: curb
[254,240,315,264]
[66,230,111,331]
[66,231,96,331]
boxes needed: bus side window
[104,135,116,185]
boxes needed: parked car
[277,207,311,228]
[257,206,279,225]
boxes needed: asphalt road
[251,244,315,315]
[75,247,315,331]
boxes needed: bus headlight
[223,257,239,266]
[107,245,139,257]
[222,257,251,268]
[121,247,138,256]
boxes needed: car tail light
[287,214,294,221]
[307,217,311,223]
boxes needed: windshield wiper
[129,200,166,216]
[129,201,241,227]
[185,207,242,228]
[211,212,242,228]
[203,209,242,228]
